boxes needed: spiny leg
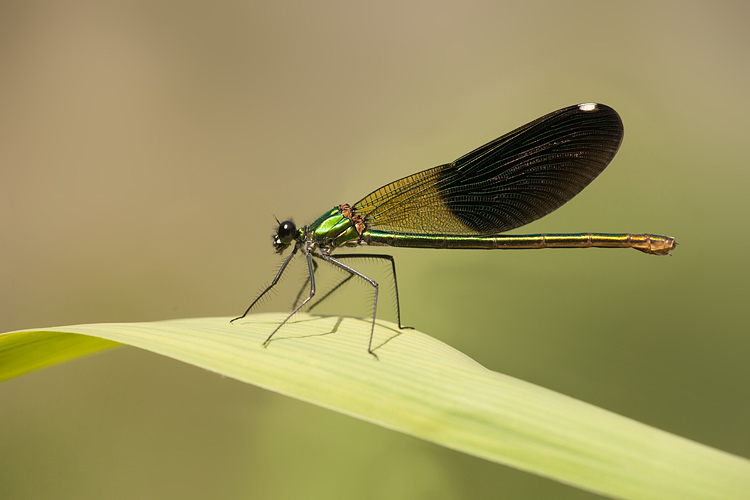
[321,254,382,359]
[303,253,355,312]
[307,275,355,312]
[231,244,299,323]
[291,258,318,309]
[293,255,356,313]
[327,254,413,330]
[307,277,355,312]
[263,247,316,346]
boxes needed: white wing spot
[578,103,598,112]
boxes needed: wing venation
[354,103,623,235]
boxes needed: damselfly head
[273,220,297,253]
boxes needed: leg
[321,254,382,359]
[291,258,318,309]
[263,247,316,346]
[307,274,355,312]
[303,253,354,312]
[327,254,412,330]
[231,244,299,323]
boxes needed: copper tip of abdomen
[652,235,678,255]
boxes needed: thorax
[308,205,366,249]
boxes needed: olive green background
[1,1,748,499]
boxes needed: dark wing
[354,103,624,235]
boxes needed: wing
[354,103,624,235]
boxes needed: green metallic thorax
[308,206,361,248]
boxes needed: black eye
[277,220,296,244]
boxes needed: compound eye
[277,220,296,244]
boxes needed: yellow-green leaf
[1,313,748,500]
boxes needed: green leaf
[1,313,748,500]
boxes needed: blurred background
[1,1,748,499]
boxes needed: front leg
[231,244,299,323]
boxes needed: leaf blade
[2,313,748,500]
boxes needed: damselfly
[232,103,676,358]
